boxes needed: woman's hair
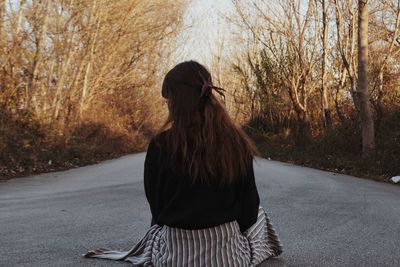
[154,60,260,186]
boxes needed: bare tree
[334,0,360,112]
[232,0,320,143]
[320,0,332,129]
[357,0,375,158]
[370,0,400,131]
[0,0,6,101]
[0,0,187,134]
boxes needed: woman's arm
[237,158,260,233]
[143,137,162,226]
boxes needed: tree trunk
[52,25,78,121]
[321,0,332,129]
[0,0,5,47]
[334,85,346,125]
[29,0,51,113]
[0,0,6,90]
[374,1,400,136]
[334,69,347,125]
[79,0,100,118]
[12,0,26,96]
[296,110,312,147]
[375,70,384,135]
[357,0,375,158]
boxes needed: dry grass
[245,110,400,183]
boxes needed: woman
[83,61,283,266]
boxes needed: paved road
[0,153,399,267]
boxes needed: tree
[357,0,375,158]
[232,0,320,144]
[0,0,186,133]
[370,0,400,132]
[334,0,360,113]
[320,0,332,129]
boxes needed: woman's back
[144,130,260,233]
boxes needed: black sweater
[143,131,260,233]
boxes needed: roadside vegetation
[0,0,186,179]
[220,0,400,182]
[1,0,399,183]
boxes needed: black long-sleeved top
[143,131,260,233]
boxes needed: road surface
[0,153,399,266]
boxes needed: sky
[173,0,235,67]
[173,0,287,68]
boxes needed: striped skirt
[83,206,283,266]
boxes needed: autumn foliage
[0,0,186,178]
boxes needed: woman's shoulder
[152,129,168,143]
[148,129,169,152]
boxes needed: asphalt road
[0,153,399,267]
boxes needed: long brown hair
[154,60,260,186]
